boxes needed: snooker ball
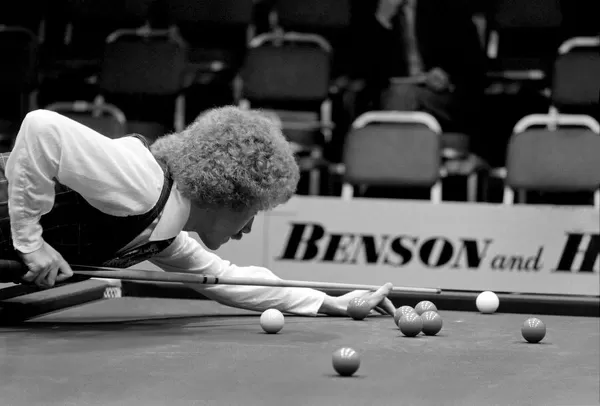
[421,311,443,336]
[332,347,360,377]
[398,312,423,337]
[347,297,371,321]
[414,300,437,316]
[260,309,284,334]
[476,291,500,314]
[521,317,546,343]
[394,305,416,326]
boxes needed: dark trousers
[380,82,480,135]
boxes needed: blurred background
[0,0,598,205]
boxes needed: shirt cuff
[289,288,327,316]
[11,221,44,253]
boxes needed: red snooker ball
[522,317,546,343]
[421,311,443,336]
[394,306,416,326]
[398,312,423,337]
[415,300,437,316]
[347,298,370,321]
[332,347,360,376]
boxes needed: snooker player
[0,107,395,317]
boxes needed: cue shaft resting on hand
[74,268,441,294]
[0,260,441,293]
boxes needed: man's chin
[200,237,229,251]
[204,241,222,251]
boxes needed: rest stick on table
[0,260,442,294]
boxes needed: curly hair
[150,106,300,212]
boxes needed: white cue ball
[260,309,284,334]
[476,291,499,314]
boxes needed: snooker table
[1,294,599,406]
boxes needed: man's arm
[149,232,349,316]
[5,110,164,253]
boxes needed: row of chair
[340,35,600,207]
[340,110,600,208]
[28,30,600,187]
[3,0,597,78]
[1,2,598,205]
[2,0,598,123]
[41,99,600,209]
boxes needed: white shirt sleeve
[149,232,326,316]
[5,110,164,253]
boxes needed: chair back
[552,37,600,112]
[343,112,442,188]
[241,33,331,106]
[46,101,127,139]
[274,0,351,33]
[0,26,38,90]
[98,29,187,96]
[506,115,600,192]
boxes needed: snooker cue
[0,260,441,294]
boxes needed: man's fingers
[55,261,74,282]
[22,270,37,283]
[367,283,393,306]
[34,266,53,288]
[43,266,60,288]
[380,298,396,316]
[374,306,387,315]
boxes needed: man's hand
[319,283,396,317]
[425,67,452,92]
[375,0,405,29]
[18,241,73,288]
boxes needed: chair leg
[341,183,354,200]
[430,181,443,204]
[503,187,515,205]
[309,169,320,196]
[594,190,599,209]
[467,173,478,202]
[174,95,185,132]
[308,149,323,196]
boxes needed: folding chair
[96,27,189,137]
[61,0,152,63]
[272,0,354,89]
[495,114,600,207]
[164,0,254,78]
[0,0,47,39]
[45,100,127,139]
[551,36,600,117]
[273,0,351,36]
[237,32,334,195]
[340,111,443,203]
[486,0,563,81]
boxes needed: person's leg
[380,83,421,111]
[380,83,458,128]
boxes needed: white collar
[149,183,191,241]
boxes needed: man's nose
[243,218,255,233]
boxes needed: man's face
[184,204,257,250]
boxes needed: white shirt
[5,110,325,315]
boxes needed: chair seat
[284,127,325,148]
